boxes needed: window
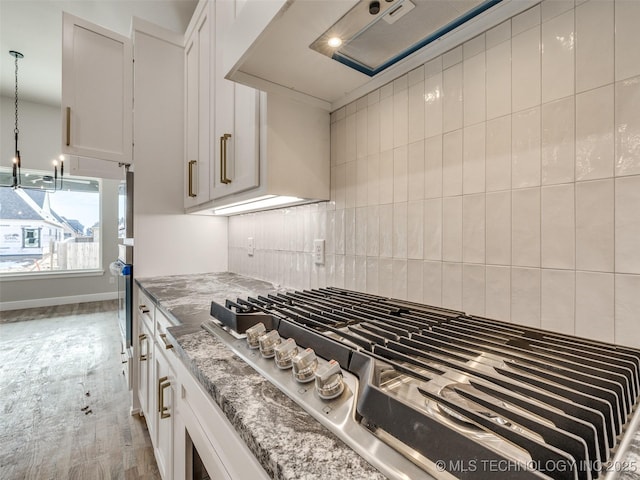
[0,167,101,274]
[22,228,41,248]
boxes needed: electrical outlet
[247,237,254,256]
[313,239,325,265]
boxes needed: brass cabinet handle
[66,107,71,146]
[139,333,148,361]
[188,160,197,197]
[138,304,150,314]
[220,133,232,184]
[158,376,171,419]
[160,333,173,350]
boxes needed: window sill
[0,269,106,282]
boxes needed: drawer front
[137,288,155,334]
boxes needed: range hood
[224,0,538,110]
[309,0,499,77]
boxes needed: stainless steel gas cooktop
[202,287,640,480]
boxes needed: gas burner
[204,287,640,480]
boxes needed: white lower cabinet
[154,346,175,479]
[137,319,153,421]
[170,348,270,480]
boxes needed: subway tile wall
[229,0,640,348]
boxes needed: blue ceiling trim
[332,0,503,77]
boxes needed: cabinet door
[137,320,152,420]
[155,348,175,480]
[61,13,132,163]
[212,0,260,199]
[184,7,212,208]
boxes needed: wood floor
[0,301,161,480]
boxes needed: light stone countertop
[135,272,387,480]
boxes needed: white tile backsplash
[463,263,485,316]
[462,194,485,264]
[541,184,575,269]
[424,135,443,198]
[424,72,443,138]
[486,190,511,266]
[576,271,614,342]
[512,4,541,36]
[512,187,541,267]
[576,179,614,271]
[486,40,512,120]
[424,198,443,261]
[443,64,463,132]
[512,26,541,112]
[443,129,463,196]
[541,268,575,334]
[575,84,614,181]
[615,75,640,177]
[408,80,425,144]
[511,267,541,327]
[407,141,425,201]
[407,259,424,302]
[463,52,486,126]
[423,261,443,306]
[615,175,640,274]
[486,115,512,191]
[615,274,640,347]
[542,96,575,185]
[463,123,486,194]
[541,9,574,103]
[442,262,463,310]
[576,0,614,93]
[393,145,408,202]
[615,0,640,81]
[442,196,463,262]
[229,0,640,346]
[512,107,541,188]
[485,265,511,321]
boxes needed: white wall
[132,26,227,278]
[1,96,62,171]
[228,0,640,348]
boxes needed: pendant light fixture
[2,50,64,192]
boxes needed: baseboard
[0,291,118,311]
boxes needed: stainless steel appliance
[203,287,640,480]
[114,167,133,347]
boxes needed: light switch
[247,237,254,256]
[313,239,325,265]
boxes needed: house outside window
[0,167,101,274]
[22,227,41,248]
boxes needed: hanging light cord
[14,53,19,137]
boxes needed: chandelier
[3,50,64,191]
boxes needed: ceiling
[0,0,198,107]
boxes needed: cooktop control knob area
[314,359,345,400]
[292,348,318,383]
[258,329,281,358]
[245,322,266,349]
[274,338,299,369]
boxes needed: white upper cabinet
[184,4,212,208]
[211,0,260,199]
[61,13,132,163]
[183,0,330,215]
